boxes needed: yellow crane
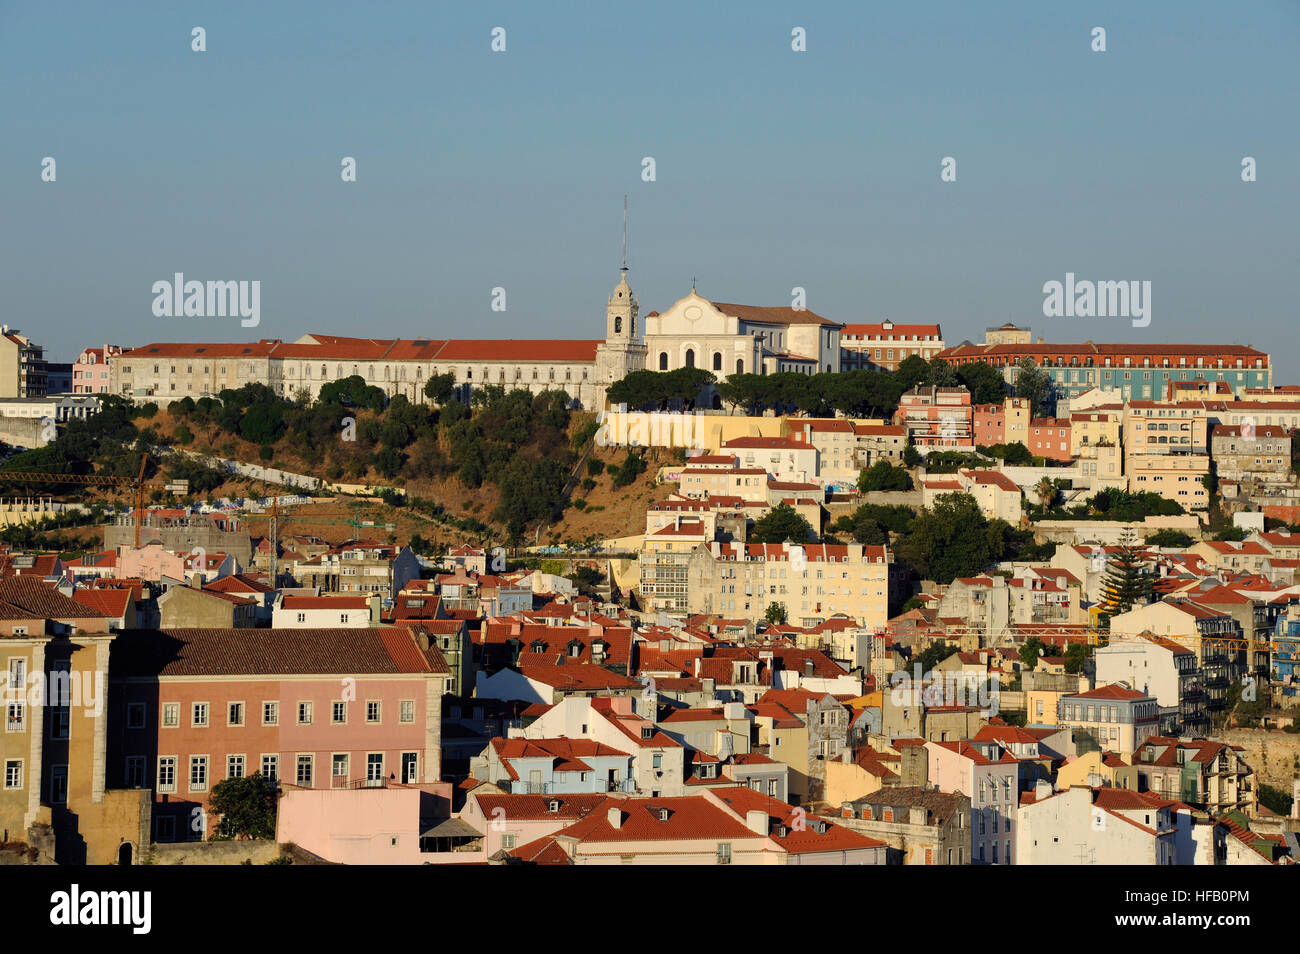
[0,455,187,547]
[235,493,395,585]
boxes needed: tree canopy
[750,503,815,544]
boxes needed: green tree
[1019,634,1045,669]
[955,361,1007,405]
[1146,529,1193,548]
[1099,533,1153,626]
[423,372,457,404]
[895,354,930,392]
[209,773,277,840]
[913,641,958,675]
[1063,642,1089,674]
[765,602,788,625]
[925,357,958,388]
[1035,476,1057,515]
[858,460,912,492]
[751,503,815,544]
[1013,357,1052,418]
[894,492,1003,584]
[239,402,287,445]
[610,450,647,489]
[318,375,386,411]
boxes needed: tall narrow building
[594,268,648,387]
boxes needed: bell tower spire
[594,198,648,391]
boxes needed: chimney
[1035,779,1053,800]
[745,809,769,835]
[370,593,382,624]
[607,807,623,829]
[413,629,430,651]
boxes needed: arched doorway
[118,842,133,866]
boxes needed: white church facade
[116,273,842,411]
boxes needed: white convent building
[114,273,842,410]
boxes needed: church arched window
[712,353,722,371]
[321,364,327,378]
[614,317,622,334]
[736,359,744,375]
[659,353,668,371]
[685,349,695,369]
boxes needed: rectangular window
[125,756,145,788]
[126,702,146,729]
[262,701,279,726]
[158,756,177,793]
[192,702,209,727]
[366,701,381,724]
[49,707,70,741]
[6,659,26,731]
[227,754,245,779]
[261,754,279,782]
[399,700,415,723]
[298,702,313,725]
[332,701,346,724]
[366,753,384,782]
[332,753,349,783]
[227,702,244,726]
[296,755,314,787]
[4,759,21,789]
[162,702,179,728]
[189,756,209,792]
[155,816,176,842]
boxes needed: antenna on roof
[622,194,628,272]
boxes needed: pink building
[276,782,459,864]
[73,345,122,394]
[109,626,451,843]
[1028,418,1072,462]
[116,544,186,582]
[893,386,974,451]
[973,403,1005,446]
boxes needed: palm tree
[1036,476,1056,515]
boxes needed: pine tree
[1099,533,1152,627]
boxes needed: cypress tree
[1099,532,1152,627]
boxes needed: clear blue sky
[3,1,1297,375]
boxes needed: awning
[420,817,481,839]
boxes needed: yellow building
[2,629,149,863]
[1055,749,1140,792]
[0,327,47,398]
[687,542,892,630]
[1122,401,1209,456]
[1070,409,1122,458]
[1125,454,1210,510]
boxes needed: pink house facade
[108,626,450,843]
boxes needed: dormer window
[548,799,560,813]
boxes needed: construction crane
[0,454,187,547]
[237,494,395,585]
